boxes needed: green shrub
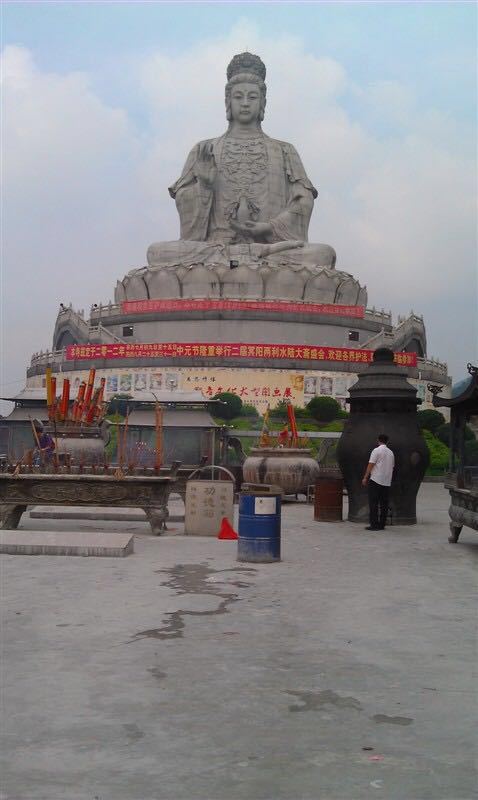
[212,392,243,420]
[221,416,261,431]
[294,406,312,419]
[320,421,345,432]
[294,421,324,432]
[306,396,341,423]
[104,411,123,459]
[423,429,449,474]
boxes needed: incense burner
[243,447,320,495]
[0,473,175,535]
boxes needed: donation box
[185,480,234,536]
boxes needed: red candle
[60,379,70,421]
[49,376,57,421]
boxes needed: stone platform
[0,530,134,557]
[1,484,476,800]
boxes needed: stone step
[0,531,134,557]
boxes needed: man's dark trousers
[368,479,390,529]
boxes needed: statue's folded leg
[266,242,337,269]
[300,243,337,268]
[147,241,227,268]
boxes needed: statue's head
[225,52,267,122]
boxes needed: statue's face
[229,82,262,124]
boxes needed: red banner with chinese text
[121,298,365,318]
[66,342,417,367]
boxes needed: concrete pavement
[0,483,476,800]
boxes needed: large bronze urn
[45,422,109,466]
[243,447,320,495]
[337,348,429,524]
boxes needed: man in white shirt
[361,434,395,530]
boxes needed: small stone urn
[337,347,429,524]
[243,447,320,495]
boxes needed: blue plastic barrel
[238,489,282,563]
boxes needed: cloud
[1,45,146,406]
[1,22,476,408]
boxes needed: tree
[213,392,243,420]
[417,409,446,434]
[306,396,341,423]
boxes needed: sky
[1,1,477,410]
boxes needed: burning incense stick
[123,410,129,469]
[155,403,163,471]
[287,402,298,446]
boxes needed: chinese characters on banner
[66,342,417,367]
[121,298,365,318]
[181,370,305,406]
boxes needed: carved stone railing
[89,300,392,325]
[53,306,125,350]
[88,323,124,344]
[56,306,90,340]
[30,349,66,368]
[89,303,120,321]
[417,356,448,376]
[362,313,427,354]
[364,308,392,325]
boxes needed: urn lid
[347,347,420,404]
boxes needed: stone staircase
[362,313,427,355]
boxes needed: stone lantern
[337,347,429,525]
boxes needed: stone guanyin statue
[116,53,367,305]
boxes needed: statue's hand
[230,220,273,240]
[195,142,217,188]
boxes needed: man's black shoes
[365,525,381,531]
